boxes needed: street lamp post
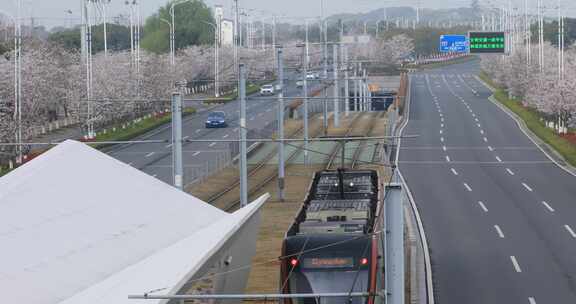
[201,20,220,97]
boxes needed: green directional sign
[468,32,506,54]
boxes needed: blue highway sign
[439,35,468,53]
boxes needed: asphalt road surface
[399,60,576,304]
[106,74,326,187]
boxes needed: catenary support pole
[332,44,339,127]
[277,47,285,201]
[385,184,405,304]
[239,63,248,207]
[303,22,310,166]
[171,92,183,190]
[344,46,350,117]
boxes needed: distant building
[214,4,234,46]
[342,35,371,44]
[220,19,234,45]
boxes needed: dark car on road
[205,111,228,128]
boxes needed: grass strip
[480,72,576,166]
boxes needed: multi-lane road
[106,75,324,186]
[399,60,576,304]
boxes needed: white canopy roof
[0,140,268,304]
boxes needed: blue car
[205,111,228,128]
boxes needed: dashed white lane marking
[128,162,134,166]
[528,297,537,304]
[234,128,239,132]
[441,123,444,128]
[478,201,488,212]
[483,137,488,142]
[477,123,481,128]
[196,129,201,133]
[506,168,515,175]
[510,256,522,273]
[494,225,505,238]
[165,144,173,148]
[472,113,476,117]
[249,117,255,121]
[463,183,472,192]
[145,152,155,158]
[223,134,229,138]
[153,174,158,177]
[488,146,494,151]
[440,130,443,134]
[495,156,502,162]
[258,112,264,117]
[442,146,447,151]
[451,168,459,176]
[521,183,533,192]
[266,108,272,112]
[475,118,479,122]
[480,130,484,134]
[440,137,444,142]
[209,142,217,147]
[183,136,189,140]
[193,151,201,156]
[445,156,451,162]
[564,225,576,238]
[541,201,555,212]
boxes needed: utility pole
[14,0,22,163]
[276,47,285,201]
[332,44,339,127]
[171,92,183,190]
[344,46,349,117]
[303,21,310,165]
[233,0,239,76]
[239,63,248,206]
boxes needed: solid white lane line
[209,142,217,147]
[522,183,533,192]
[193,151,201,156]
[488,146,494,151]
[463,183,472,192]
[541,201,555,212]
[483,137,488,142]
[494,225,505,238]
[495,156,502,162]
[145,152,155,158]
[528,297,536,304]
[510,256,522,273]
[506,168,515,175]
[223,134,229,138]
[565,225,576,238]
[445,156,451,162]
[478,201,488,212]
[451,168,459,176]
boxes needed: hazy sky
[0,0,574,29]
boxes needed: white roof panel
[0,140,261,304]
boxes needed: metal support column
[171,92,183,190]
[239,63,248,207]
[344,46,350,117]
[385,184,405,304]
[332,44,339,127]
[276,47,285,201]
